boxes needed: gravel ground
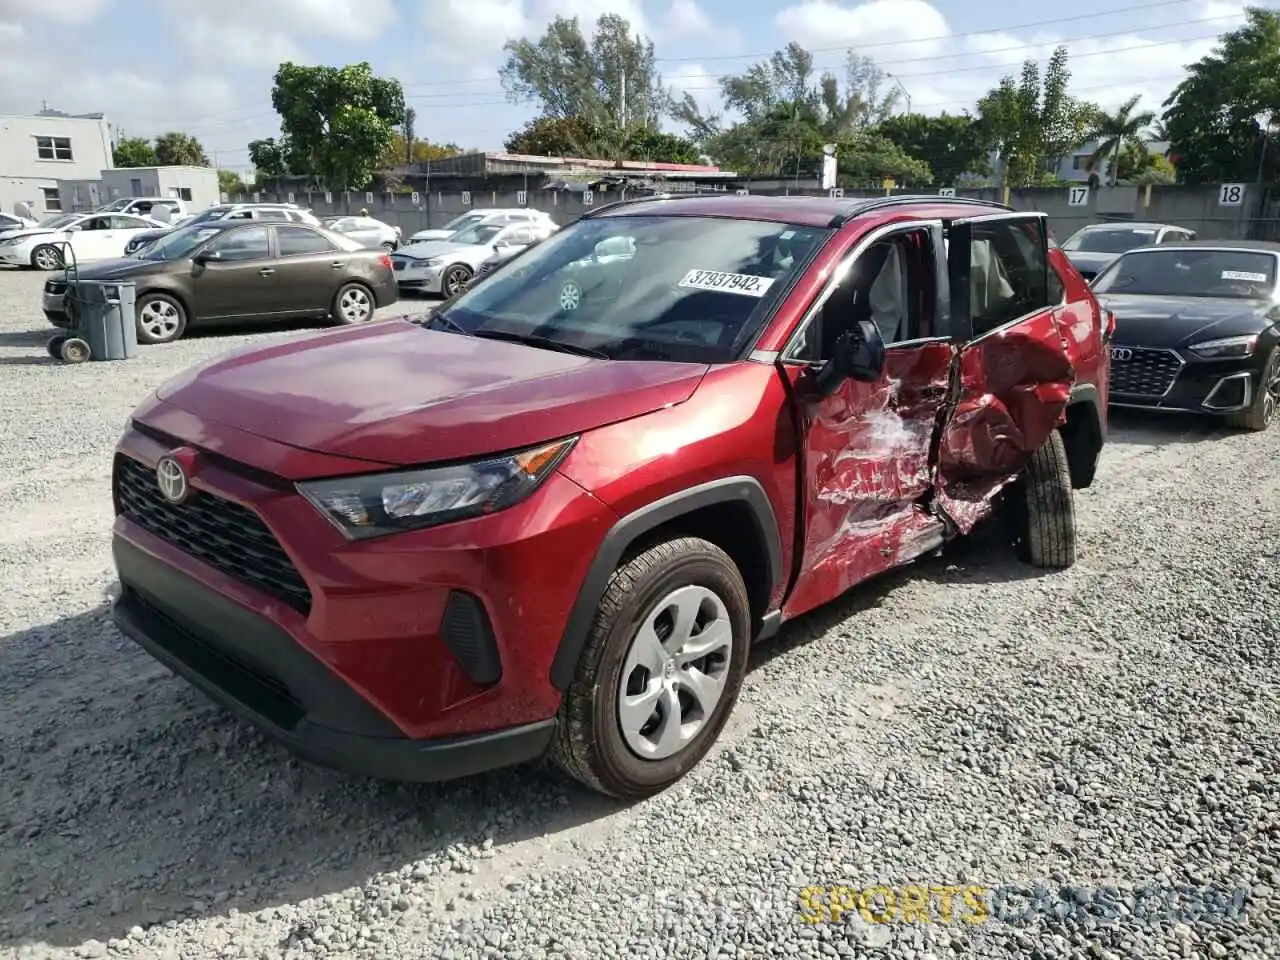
[0,265,1276,960]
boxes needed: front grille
[114,454,312,614]
[1109,346,1183,397]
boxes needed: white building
[0,110,114,219]
[60,166,220,213]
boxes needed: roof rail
[579,193,673,218]
[829,193,1014,226]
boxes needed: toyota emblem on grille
[1110,347,1133,361]
[156,456,190,504]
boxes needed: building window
[35,136,73,161]
[175,187,193,201]
[41,187,62,211]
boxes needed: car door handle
[331,261,344,269]
[259,268,275,277]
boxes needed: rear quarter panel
[1051,247,1110,416]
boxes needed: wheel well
[1059,399,1103,489]
[619,500,774,627]
[138,288,189,317]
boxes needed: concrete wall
[231,182,1277,242]
[0,115,113,218]
[100,166,220,211]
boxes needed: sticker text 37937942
[678,269,775,297]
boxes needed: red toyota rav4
[110,195,1110,800]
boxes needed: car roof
[1076,221,1186,231]
[1123,239,1280,253]
[586,193,1015,227]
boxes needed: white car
[407,208,556,244]
[96,196,190,224]
[0,211,171,270]
[323,215,401,250]
[0,211,39,236]
[392,220,558,296]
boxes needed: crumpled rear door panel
[934,307,1076,533]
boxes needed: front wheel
[1224,346,1279,432]
[441,264,472,298]
[1008,429,1077,569]
[31,245,63,271]
[135,293,188,344]
[551,537,751,800]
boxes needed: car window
[967,217,1050,334]
[452,224,505,245]
[443,213,483,232]
[508,226,536,244]
[286,211,309,223]
[80,217,112,231]
[276,225,336,256]
[141,225,223,261]
[226,209,253,220]
[255,209,291,221]
[1092,248,1278,300]
[111,216,151,229]
[1063,226,1159,253]
[204,225,271,261]
[440,214,832,363]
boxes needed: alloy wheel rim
[560,281,581,311]
[35,248,59,269]
[140,301,179,338]
[1264,354,1280,424]
[340,288,371,322]
[616,584,733,761]
[445,269,466,296]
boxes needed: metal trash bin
[58,279,137,362]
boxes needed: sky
[0,0,1263,175]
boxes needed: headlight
[1187,334,1259,359]
[421,257,441,267]
[297,437,577,539]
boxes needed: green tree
[873,113,992,185]
[500,14,668,130]
[153,131,210,166]
[402,106,416,163]
[217,169,248,196]
[1160,6,1280,183]
[503,113,700,164]
[1087,95,1156,185]
[976,47,1093,187]
[505,115,598,155]
[257,61,405,190]
[382,134,464,165]
[112,136,157,168]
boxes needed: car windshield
[1092,248,1278,299]
[442,213,482,232]
[435,214,832,363]
[451,224,504,245]
[38,214,79,229]
[183,208,227,226]
[96,199,131,212]
[1063,227,1160,253]
[139,225,224,261]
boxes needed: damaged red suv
[110,195,1110,800]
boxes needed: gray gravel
[0,264,1276,960]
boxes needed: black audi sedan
[1091,240,1280,431]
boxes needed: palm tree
[1088,94,1156,185]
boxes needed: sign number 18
[1219,183,1245,205]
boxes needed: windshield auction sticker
[678,269,774,297]
[1221,271,1269,282]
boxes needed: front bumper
[43,288,68,325]
[109,410,615,779]
[392,258,445,292]
[110,541,555,783]
[0,247,29,266]
[1108,345,1262,414]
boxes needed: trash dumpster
[48,279,138,363]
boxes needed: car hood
[1096,293,1274,348]
[409,229,455,241]
[66,256,169,280]
[153,318,710,466]
[1064,251,1122,274]
[398,240,488,260]
[1,227,56,243]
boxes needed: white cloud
[774,0,952,59]
[663,0,713,39]
[419,0,529,65]
[668,63,721,116]
[164,0,397,67]
[0,0,108,24]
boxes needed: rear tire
[1009,429,1077,569]
[135,293,188,345]
[46,334,67,358]
[551,537,751,801]
[331,282,375,324]
[1224,346,1279,432]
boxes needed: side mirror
[65,224,82,233]
[812,321,887,396]
[193,248,222,265]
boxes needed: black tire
[46,334,67,358]
[60,337,91,363]
[135,292,188,345]
[331,282,375,324]
[441,264,472,298]
[1224,346,1279,432]
[31,244,63,271]
[551,537,751,800]
[1009,429,1077,569]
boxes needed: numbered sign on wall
[583,189,594,205]
[364,192,374,205]
[461,191,471,207]
[324,191,333,204]
[736,188,749,195]
[410,191,420,205]
[1067,185,1090,207]
[516,190,527,207]
[828,187,844,199]
[938,187,956,197]
[1219,183,1245,206]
